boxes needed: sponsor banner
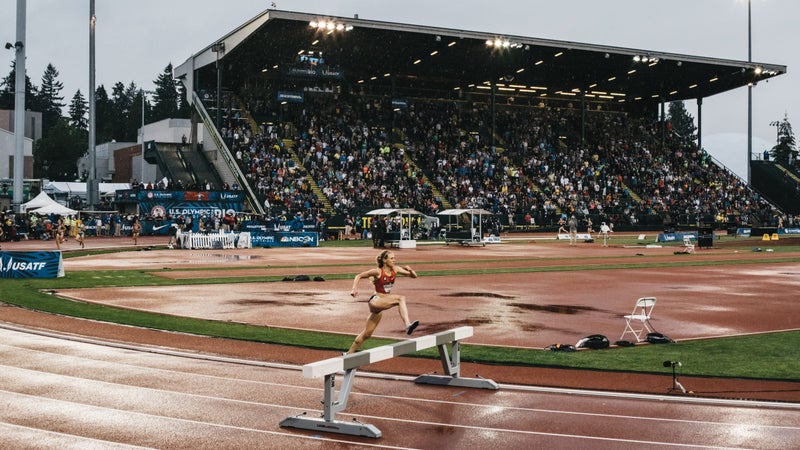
[249,231,318,247]
[391,99,408,109]
[284,66,345,80]
[1,251,64,278]
[736,228,752,237]
[657,232,698,243]
[115,190,245,203]
[277,91,305,103]
[138,200,244,224]
[781,227,800,235]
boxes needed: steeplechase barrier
[178,231,251,249]
[280,326,498,438]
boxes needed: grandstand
[174,9,792,232]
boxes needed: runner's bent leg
[348,312,382,354]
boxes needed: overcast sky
[2,0,796,179]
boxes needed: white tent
[43,181,131,197]
[366,208,425,248]
[27,201,78,216]
[22,191,58,211]
[438,208,494,246]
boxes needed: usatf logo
[1,257,47,271]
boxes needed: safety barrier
[280,326,498,438]
[178,231,251,249]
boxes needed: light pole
[9,0,25,213]
[87,0,97,210]
[747,0,752,184]
[140,89,155,185]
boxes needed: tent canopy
[22,191,58,211]
[365,208,425,242]
[44,181,131,196]
[27,202,78,216]
[437,208,493,216]
[365,208,425,216]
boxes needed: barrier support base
[414,340,499,389]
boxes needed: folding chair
[620,297,657,342]
[682,235,695,254]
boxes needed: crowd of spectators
[221,91,785,231]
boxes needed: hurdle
[280,326,498,438]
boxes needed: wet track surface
[1,325,798,449]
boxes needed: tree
[33,118,86,180]
[37,63,66,134]
[152,63,180,121]
[68,89,88,133]
[94,85,113,143]
[0,60,41,111]
[107,81,137,141]
[667,101,697,143]
[770,114,798,167]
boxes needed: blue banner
[1,251,65,278]
[249,231,318,247]
[657,232,698,243]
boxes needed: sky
[2,0,796,179]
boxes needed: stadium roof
[176,9,786,110]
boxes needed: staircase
[751,160,800,214]
[402,153,452,210]
[281,138,335,215]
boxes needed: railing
[192,91,264,215]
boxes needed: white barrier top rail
[303,326,474,379]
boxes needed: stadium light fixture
[309,20,353,32]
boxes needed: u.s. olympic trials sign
[1,251,65,278]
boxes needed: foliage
[667,101,697,143]
[32,117,86,179]
[0,60,41,111]
[770,114,798,167]
[1,59,189,181]
[37,63,65,135]
[68,89,89,133]
[152,63,180,122]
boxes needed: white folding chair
[620,297,657,342]
[682,235,695,253]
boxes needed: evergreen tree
[68,89,88,133]
[152,63,179,121]
[770,114,798,167]
[124,82,144,142]
[37,63,66,134]
[94,85,113,143]
[0,60,41,111]
[109,81,135,141]
[33,118,86,180]
[667,101,697,142]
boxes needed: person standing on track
[347,250,419,354]
[567,214,578,246]
[132,217,142,245]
